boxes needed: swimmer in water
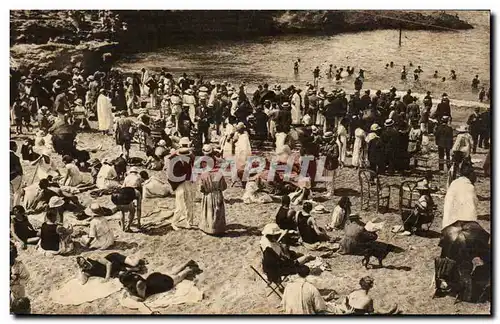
[450,70,457,80]
[433,70,439,78]
[385,63,389,69]
[390,61,394,68]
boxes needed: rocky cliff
[10,10,473,73]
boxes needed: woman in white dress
[183,89,197,124]
[97,89,113,134]
[233,122,252,169]
[351,127,367,169]
[336,119,348,167]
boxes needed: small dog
[361,242,402,269]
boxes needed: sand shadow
[225,198,243,205]
[415,230,441,239]
[334,188,360,197]
[224,223,262,237]
[370,264,412,271]
[142,224,173,236]
[106,241,139,250]
[478,214,490,221]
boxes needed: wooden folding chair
[250,265,283,299]
[358,169,391,213]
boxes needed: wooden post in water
[399,25,402,46]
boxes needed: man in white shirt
[282,266,328,314]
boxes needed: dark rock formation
[10,10,474,71]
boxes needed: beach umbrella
[259,90,276,104]
[439,220,490,262]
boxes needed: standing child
[408,119,423,168]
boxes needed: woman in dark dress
[39,209,60,253]
[10,206,39,249]
[119,260,201,301]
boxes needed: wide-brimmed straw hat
[262,223,285,237]
[202,144,213,154]
[185,89,194,95]
[48,196,65,208]
[281,102,290,108]
[236,122,246,131]
[231,93,239,100]
[456,124,469,133]
[370,124,381,131]
[313,205,328,214]
[74,98,83,105]
[199,86,208,92]
[85,203,107,217]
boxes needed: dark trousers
[471,130,480,153]
[479,131,490,149]
[438,147,451,171]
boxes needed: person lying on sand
[119,260,202,302]
[76,253,146,285]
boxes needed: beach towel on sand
[50,278,123,305]
[120,280,203,312]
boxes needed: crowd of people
[9,57,491,314]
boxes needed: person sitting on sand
[10,243,30,300]
[76,253,146,285]
[338,214,378,255]
[296,202,334,245]
[119,260,202,302]
[11,205,40,249]
[327,197,352,231]
[111,187,142,232]
[10,297,31,315]
[96,157,122,190]
[140,171,173,199]
[346,276,398,314]
[60,155,92,187]
[144,148,165,171]
[37,209,63,255]
[400,180,436,235]
[80,203,115,250]
[282,266,330,314]
[275,195,297,231]
[260,223,314,284]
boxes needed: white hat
[179,137,191,147]
[199,86,209,92]
[231,93,238,100]
[384,119,395,127]
[209,80,216,86]
[158,140,167,147]
[185,89,194,95]
[456,124,469,133]
[364,218,385,232]
[202,144,213,154]
[370,124,381,131]
[84,203,106,217]
[166,121,175,128]
[262,223,284,236]
[48,196,65,208]
[127,166,140,174]
[236,122,245,131]
[74,98,83,105]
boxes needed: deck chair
[358,169,391,213]
[399,178,435,231]
[399,180,420,216]
[250,265,283,299]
